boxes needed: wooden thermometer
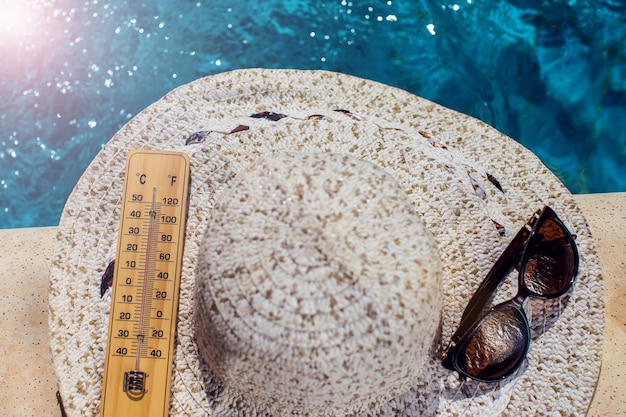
[100,149,190,417]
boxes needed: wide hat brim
[49,69,604,416]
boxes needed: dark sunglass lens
[522,218,577,297]
[456,305,529,381]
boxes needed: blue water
[1,0,625,228]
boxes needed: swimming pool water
[1,0,625,228]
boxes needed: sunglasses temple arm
[450,227,530,345]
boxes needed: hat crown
[195,152,442,415]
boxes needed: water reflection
[0,0,624,227]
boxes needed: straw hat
[49,69,604,416]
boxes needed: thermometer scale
[100,149,190,417]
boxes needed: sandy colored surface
[0,193,623,416]
[577,193,626,417]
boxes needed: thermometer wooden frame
[100,149,190,417]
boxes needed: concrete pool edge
[0,192,623,416]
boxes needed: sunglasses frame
[441,206,579,383]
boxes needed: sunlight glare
[0,1,33,35]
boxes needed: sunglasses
[441,206,579,382]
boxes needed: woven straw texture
[49,69,604,416]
